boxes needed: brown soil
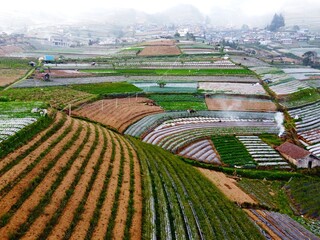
[73,97,163,133]
[138,46,181,56]
[128,141,142,240]
[0,117,81,238]
[142,39,176,46]
[91,131,122,239]
[0,115,72,199]
[0,112,62,171]
[197,168,256,204]
[34,69,92,80]
[26,124,100,239]
[69,128,113,240]
[205,97,277,112]
[0,69,28,86]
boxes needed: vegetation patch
[149,94,207,111]
[281,88,320,108]
[69,82,142,95]
[259,133,284,146]
[211,135,256,167]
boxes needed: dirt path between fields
[197,168,257,204]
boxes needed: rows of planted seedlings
[129,137,264,239]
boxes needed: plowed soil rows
[0,112,63,172]
[138,46,181,56]
[0,69,27,86]
[206,97,277,112]
[0,114,141,239]
[73,97,163,133]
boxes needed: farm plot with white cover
[199,82,267,95]
[125,110,279,138]
[0,102,44,143]
[289,101,320,157]
[246,209,320,240]
[282,68,320,80]
[178,139,221,164]
[141,115,279,153]
[237,136,290,169]
[269,80,311,96]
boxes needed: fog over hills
[1,2,320,32]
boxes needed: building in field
[276,142,320,168]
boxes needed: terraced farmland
[0,87,96,109]
[0,113,142,239]
[288,101,320,157]
[129,137,264,239]
[125,110,278,138]
[199,82,267,95]
[211,136,256,167]
[142,116,278,153]
[237,136,290,169]
[178,139,221,164]
[205,95,277,112]
[73,97,163,133]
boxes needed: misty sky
[2,0,320,15]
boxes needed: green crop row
[211,135,256,166]
[128,137,264,239]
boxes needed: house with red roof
[276,142,320,168]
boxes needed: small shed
[276,142,320,168]
[43,55,55,63]
[43,73,50,81]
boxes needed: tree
[267,14,285,32]
[156,80,166,88]
[303,51,317,66]
[174,32,180,38]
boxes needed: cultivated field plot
[211,135,256,167]
[238,178,285,209]
[138,45,181,56]
[68,82,142,95]
[34,69,92,79]
[142,115,278,153]
[73,97,163,133]
[178,139,221,164]
[246,209,319,240]
[288,102,320,156]
[205,95,277,112]
[133,82,198,93]
[0,87,95,109]
[0,57,31,86]
[182,48,219,54]
[231,56,270,67]
[125,110,279,138]
[0,102,44,143]
[251,67,284,75]
[282,68,320,80]
[199,82,267,95]
[129,138,264,239]
[237,136,290,169]
[0,114,142,239]
[285,177,320,220]
[116,60,242,69]
[0,69,28,86]
[269,80,311,96]
[149,94,207,111]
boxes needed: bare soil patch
[206,97,277,112]
[73,97,163,133]
[0,69,27,86]
[34,69,92,79]
[138,46,181,56]
[197,168,256,204]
